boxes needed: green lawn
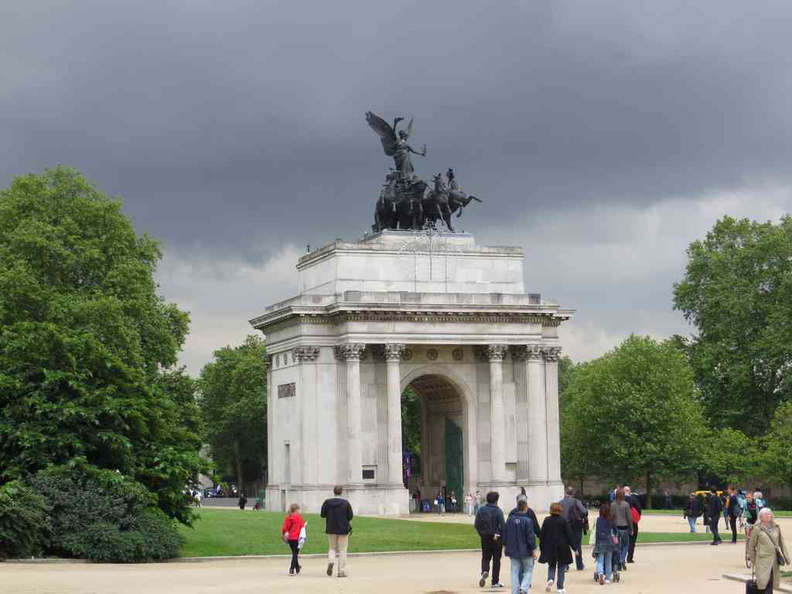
[178,510,740,558]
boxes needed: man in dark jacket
[683,492,701,533]
[509,494,541,540]
[560,486,588,570]
[504,500,537,594]
[727,486,740,544]
[707,486,723,545]
[624,486,642,563]
[320,485,354,577]
[474,491,506,588]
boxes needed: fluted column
[543,346,562,484]
[385,344,406,486]
[511,347,530,481]
[527,345,548,484]
[265,354,274,492]
[293,346,321,486]
[486,345,508,482]
[336,343,366,485]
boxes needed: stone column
[385,344,406,486]
[527,344,548,484]
[336,343,366,485]
[543,346,563,484]
[511,347,530,482]
[293,346,321,486]
[486,344,509,482]
[265,354,274,495]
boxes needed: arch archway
[400,369,475,510]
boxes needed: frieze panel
[277,383,296,399]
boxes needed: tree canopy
[198,335,267,492]
[0,167,203,523]
[561,335,706,507]
[673,215,792,435]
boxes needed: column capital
[542,346,562,362]
[384,343,407,361]
[292,346,321,362]
[512,345,543,361]
[475,344,509,361]
[334,343,366,361]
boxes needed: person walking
[611,488,633,570]
[560,486,588,571]
[539,502,575,594]
[664,489,673,510]
[238,492,248,510]
[466,492,475,516]
[707,486,723,545]
[505,499,538,594]
[509,494,541,542]
[592,503,617,585]
[623,486,641,563]
[683,492,702,533]
[282,503,306,576]
[475,491,506,588]
[320,485,354,578]
[727,485,741,544]
[747,508,790,593]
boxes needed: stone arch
[400,364,477,498]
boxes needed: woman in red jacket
[282,503,306,575]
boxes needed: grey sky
[2,1,791,373]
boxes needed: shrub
[0,481,49,560]
[30,465,182,562]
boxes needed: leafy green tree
[673,215,792,435]
[401,387,422,456]
[703,428,761,486]
[762,401,792,488]
[561,335,706,508]
[0,167,203,523]
[198,335,267,491]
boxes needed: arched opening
[401,374,465,512]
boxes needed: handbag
[777,546,788,566]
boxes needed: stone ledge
[723,573,792,593]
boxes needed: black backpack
[568,500,587,529]
[477,509,496,535]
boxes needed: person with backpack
[683,491,702,533]
[509,494,541,541]
[623,486,641,563]
[475,491,506,588]
[560,486,588,571]
[320,485,354,578]
[281,503,306,576]
[504,499,538,594]
[707,486,723,545]
[727,485,741,544]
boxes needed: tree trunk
[234,440,244,495]
[645,470,652,510]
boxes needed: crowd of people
[278,483,788,594]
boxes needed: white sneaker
[546,580,554,592]
[605,579,612,583]
[557,589,567,594]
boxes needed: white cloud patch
[156,245,302,375]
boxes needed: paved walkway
[2,541,778,594]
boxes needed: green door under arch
[445,418,463,499]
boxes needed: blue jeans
[595,551,612,580]
[616,527,630,566]
[547,562,566,589]
[509,557,535,594]
[687,516,697,532]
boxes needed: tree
[561,335,706,508]
[401,387,422,456]
[762,400,792,488]
[702,428,761,486]
[673,215,792,435]
[0,167,203,523]
[198,335,267,492]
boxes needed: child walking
[282,503,306,576]
[592,503,617,585]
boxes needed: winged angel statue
[365,111,481,232]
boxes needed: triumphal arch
[251,230,573,515]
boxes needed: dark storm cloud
[3,0,792,257]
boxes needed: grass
[178,509,742,558]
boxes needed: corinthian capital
[334,343,366,360]
[384,343,407,361]
[542,346,562,362]
[292,346,321,362]
[479,344,508,361]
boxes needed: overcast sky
[2,1,790,374]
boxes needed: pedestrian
[238,493,248,510]
[194,489,203,508]
[435,490,446,515]
[560,485,588,570]
[475,491,506,589]
[664,489,672,510]
[747,508,790,593]
[539,502,575,594]
[474,490,483,514]
[745,492,759,532]
[320,485,354,578]
[282,503,306,576]
[727,485,741,544]
[504,499,538,594]
[592,503,617,585]
[623,486,641,563]
[466,492,475,516]
[509,494,541,542]
[707,486,723,545]
[611,488,633,570]
[609,485,620,503]
[450,491,458,513]
[683,491,701,533]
